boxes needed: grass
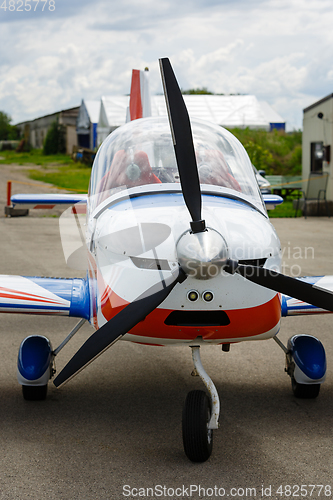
[268,200,301,218]
[268,189,302,218]
[29,166,90,193]
[0,148,74,166]
[0,149,90,193]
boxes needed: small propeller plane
[2,58,333,462]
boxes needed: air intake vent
[165,310,230,327]
[238,258,267,267]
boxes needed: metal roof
[83,100,101,124]
[98,94,284,130]
[303,93,333,114]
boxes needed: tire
[22,385,48,401]
[182,390,213,462]
[291,377,320,399]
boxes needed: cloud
[1,0,333,129]
[0,0,93,23]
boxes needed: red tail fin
[129,70,143,120]
[128,69,151,121]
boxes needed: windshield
[89,116,264,212]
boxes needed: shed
[303,94,333,201]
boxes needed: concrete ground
[0,165,333,499]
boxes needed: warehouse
[16,107,79,155]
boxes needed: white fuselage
[87,187,282,346]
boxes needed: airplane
[2,58,333,463]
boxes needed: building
[15,95,285,158]
[303,94,333,200]
[97,94,285,145]
[16,106,79,154]
[76,100,101,150]
[97,96,130,144]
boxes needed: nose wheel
[182,389,213,462]
[182,346,220,462]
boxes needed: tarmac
[0,164,333,500]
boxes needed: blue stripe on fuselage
[109,192,260,213]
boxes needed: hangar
[76,100,101,150]
[97,94,285,145]
[15,95,285,155]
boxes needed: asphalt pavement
[0,171,333,499]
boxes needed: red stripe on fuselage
[100,283,128,320]
[99,294,281,341]
[0,286,65,305]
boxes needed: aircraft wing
[11,193,87,210]
[281,275,333,316]
[12,193,279,210]
[0,275,89,318]
[262,194,283,210]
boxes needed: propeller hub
[176,228,228,280]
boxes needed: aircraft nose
[176,228,228,280]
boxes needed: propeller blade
[230,263,333,312]
[53,268,186,388]
[159,57,205,233]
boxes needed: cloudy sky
[1,0,333,130]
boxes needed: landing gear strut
[182,346,220,462]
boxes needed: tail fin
[126,68,151,122]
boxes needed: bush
[43,121,66,155]
[229,127,302,175]
[243,140,273,170]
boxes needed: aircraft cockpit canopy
[89,117,264,213]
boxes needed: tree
[182,87,215,95]
[43,120,66,155]
[0,111,19,140]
